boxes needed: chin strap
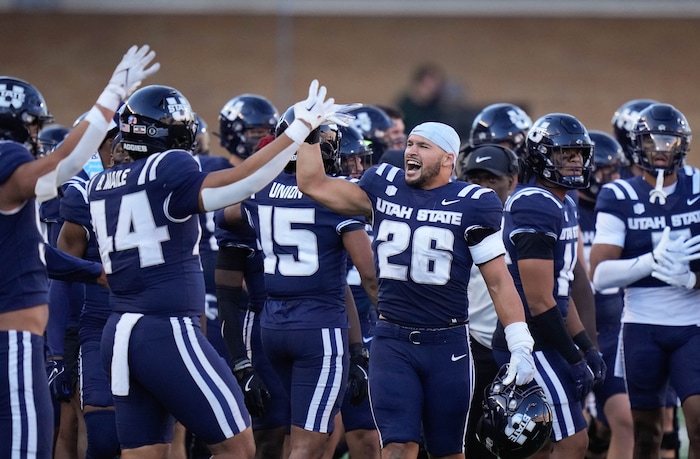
[649,168,667,205]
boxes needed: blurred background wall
[2,0,700,162]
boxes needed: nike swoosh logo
[362,336,374,343]
[475,156,491,163]
[688,196,700,206]
[451,353,468,362]
[244,376,254,392]
[441,199,460,205]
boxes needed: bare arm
[518,258,557,315]
[296,142,373,218]
[478,255,526,326]
[345,284,363,346]
[342,229,378,307]
[56,220,89,258]
[571,258,598,347]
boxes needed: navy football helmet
[523,113,593,189]
[0,77,54,156]
[120,85,197,160]
[469,103,532,156]
[275,106,340,175]
[218,94,278,159]
[37,124,70,156]
[580,130,625,200]
[193,113,211,156]
[338,125,373,178]
[347,105,393,162]
[476,365,553,459]
[630,103,691,176]
[611,99,658,164]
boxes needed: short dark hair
[376,105,404,121]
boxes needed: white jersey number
[375,220,454,285]
[257,205,319,276]
[90,190,170,273]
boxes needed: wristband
[96,83,125,112]
[504,321,534,353]
[232,358,252,373]
[573,331,594,352]
[305,127,320,144]
[284,119,311,145]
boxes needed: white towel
[111,313,144,396]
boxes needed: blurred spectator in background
[395,62,479,140]
[375,105,407,168]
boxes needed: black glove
[569,359,594,402]
[46,358,74,403]
[584,348,607,386]
[347,344,369,406]
[233,359,270,418]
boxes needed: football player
[0,44,158,459]
[494,113,605,458]
[88,80,355,458]
[590,103,700,459]
[296,121,536,459]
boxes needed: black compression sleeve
[512,232,556,260]
[530,307,582,364]
[216,285,246,366]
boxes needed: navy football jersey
[596,170,700,287]
[595,167,700,326]
[241,171,365,329]
[61,173,111,322]
[578,197,624,329]
[503,184,579,318]
[87,150,207,316]
[0,141,49,313]
[194,155,231,256]
[358,163,504,327]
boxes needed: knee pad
[84,410,120,459]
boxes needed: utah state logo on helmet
[119,85,197,160]
[476,365,552,459]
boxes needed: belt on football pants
[371,319,468,344]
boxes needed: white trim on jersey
[591,211,626,247]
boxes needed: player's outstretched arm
[198,80,359,212]
[295,141,372,218]
[25,45,159,204]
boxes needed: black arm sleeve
[530,307,582,365]
[512,232,556,260]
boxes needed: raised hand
[98,45,160,111]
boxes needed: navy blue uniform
[595,169,700,410]
[358,163,504,456]
[0,141,53,459]
[242,171,365,434]
[495,184,588,441]
[88,150,249,448]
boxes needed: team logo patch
[385,185,398,196]
[147,125,159,137]
[0,84,26,110]
[633,203,645,215]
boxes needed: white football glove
[97,45,160,111]
[652,259,697,289]
[503,322,536,386]
[285,80,362,144]
[505,348,536,386]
